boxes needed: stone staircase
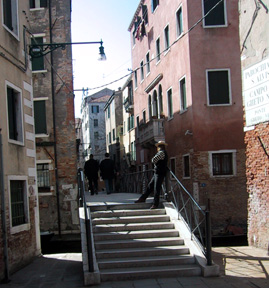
[90,203,202,282]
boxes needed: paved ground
[1,192,268,287]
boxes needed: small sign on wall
[243,58,269,127]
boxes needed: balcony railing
[138,118,165,145]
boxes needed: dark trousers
[88,177,98,195]
[140,173,165,207]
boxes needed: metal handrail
[121,168,212,265]
[77,170,94,272]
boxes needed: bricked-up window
[206,69,231,105]
[3,0,18,36]
[34,100,47,134]
[10,180,27,226]
[94,131,99,140]
[164,25,170,52]
[183,154,190,178]
[203,0,227,27]
[92,105,99,114]
[37,163,50,192]
[31,37,45,71]
[94,119,98,127]
[30,0,47,9]
[156,38,161,62]
[176,6,183,37]
[212,152,233,176]
[167,88,173,119]
[179,77,187,112]
[7,84,23,144]
[151,0,159,12]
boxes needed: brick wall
[245,122,269,249]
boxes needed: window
[179,77,187,112]
[9,177,30,233]
[31,37,45,71]
[203,0,226,27]
[92,105,99,113]
[109,132,111,144]
[156,38,161,62]
[152,90,158,117]
[136,116,139,136]
[131,141,136,161]
[206,69,231,105]
[134,70,138,89]
[142,5,148,24]
[94,131,99,140]
[128,115,134,131]
[210,151,235,176]
[107,106,110,118]
[7,84,23,144]
[148,95,152,119]
[30,0,47,9]
[151,0,159,12]
[140,60,144,81]
[170,158,176,179]
[94,119,98,127]
[159,85,163,116]
[167,88,173,119]
[112,129,115,141]
[143,110,146,123]
[3,0,18,37]
[164,25,170,51]
[176,6,183,37]
[146,52,150,75]
[37,163,50,192]
[183,154,190,178]
[34,100,47,134]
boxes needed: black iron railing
[121,168,212,265]
[77,170,94,272]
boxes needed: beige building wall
[0,0,40,280]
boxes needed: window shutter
[34,101,47,134]
[31,38,44,71]
[40,0,48,7]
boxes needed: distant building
[122,76,136,171]
[239,0,269,249]
[0,0,40,280]
[129,0,247,234]
[28,1,79,236]
[104,89,124,172]
[75,118,84,169]
[81,88,114,163]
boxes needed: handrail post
[205,210,212,266]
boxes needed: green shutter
[34,101,47,134]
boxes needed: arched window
[152,90,158,117]
[158,85,163,117]
[148,95,152,119]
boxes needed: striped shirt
[152,150,166,164]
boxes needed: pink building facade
[129,0,247,234]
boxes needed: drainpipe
[0,129,10,282]
[49,0,61,238]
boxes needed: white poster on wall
[242,58,269,127]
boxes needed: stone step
[93,229,179,241]
[98,254,195,269]
[96,245,190,259]
[93,222,175,233]
[91,208,166,219]
[95,237,185,250]
[100,265,201,281]
[92,214,170,225]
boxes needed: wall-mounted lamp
[29,39,106,60]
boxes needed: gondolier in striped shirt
[135,141,168,209]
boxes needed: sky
[71,0,141,117]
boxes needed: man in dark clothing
[84,154,99,195]
[135,141,168,209]
[100,153,115,195]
